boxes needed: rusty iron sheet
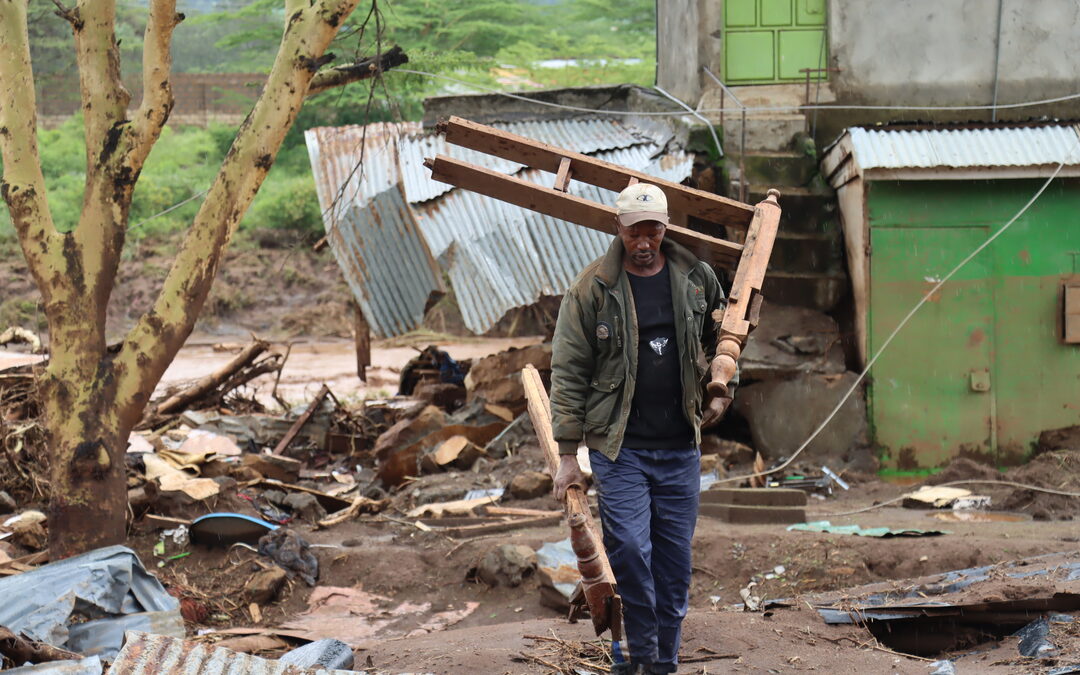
[109,631,357,675]
[305,118,694,336]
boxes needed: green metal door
[723,0,827,84]
[869,226,996,470]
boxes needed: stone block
[741,303,847,381]
[244,566,288,604]
[242,453,301,483]
[733,372,867,465]
[509,471,553,500]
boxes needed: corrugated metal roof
[306,116,693,336]
[109,631,360,675]
[326,186,444,338]
[847,124,1080,170]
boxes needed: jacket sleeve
[549,289,596,455]
[700,262,739,398]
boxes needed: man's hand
[553,454,588,501]
[701,396,732,429]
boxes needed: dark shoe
[609,663,641,675]
[643,663,677,674]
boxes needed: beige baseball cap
[615,183,669,227]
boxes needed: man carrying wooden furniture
[549,183,736,674]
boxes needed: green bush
[243,171,323,233]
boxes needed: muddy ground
[3,239,1080,673]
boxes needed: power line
[128,189,208,232]
[389,67,1080,116]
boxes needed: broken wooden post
[707,189,782,402]
[272,384,331,456]
[522,364,621,639]
[424,155,744,264]
[353,302,371,382]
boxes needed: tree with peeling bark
[0,0,405,558]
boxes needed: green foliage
[0,0,659,254]
[242,170,323,232]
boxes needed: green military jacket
[549,236,735,461]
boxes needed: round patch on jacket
[596,321,612,341]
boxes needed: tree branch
[306,44,408,97]
[112,0,364,428]
[130,0,183,169]
[0,0,64,305]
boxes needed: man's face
[617,220,666,269]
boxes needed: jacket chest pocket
[584,364,624,433]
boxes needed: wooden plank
[142,514,193,529]
[485,506,563,518]
[0,550,48,575]
[438,116,756,230]
[426,155,743,264]
[721,189,783,337]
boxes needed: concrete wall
[656,0,703,103]
[828,0,1080,110]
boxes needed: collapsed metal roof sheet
[306,116,694,337]
[846,124,1080,170]
[109,631,358,675]
[327,187,444,339]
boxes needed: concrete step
[699,503,807,524]
[726,151,818,188]
[761,270,848,313]
[702,488,808,507]
[770,231,845,275]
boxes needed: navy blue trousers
[590,447,700,673]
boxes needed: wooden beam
[425,155,743,264]
[707,189,783,400]
[437,116,756,230]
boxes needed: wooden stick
[157,340,269,414]
[522,364,618,636]
[272,384,330,455]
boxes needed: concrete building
[659,0,1080,130]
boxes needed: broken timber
[522,364,621,639]
[425,116,782,420]
[423,116,752,265]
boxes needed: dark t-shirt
[623,263,694,449]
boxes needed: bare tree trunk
[1,0,397,557]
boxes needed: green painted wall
[866,179,1080,469]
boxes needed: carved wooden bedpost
[707,189,782,400]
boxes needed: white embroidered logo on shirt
[650,337,668,356]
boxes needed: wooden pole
[522,364,620,637]
[707,189,782,400]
